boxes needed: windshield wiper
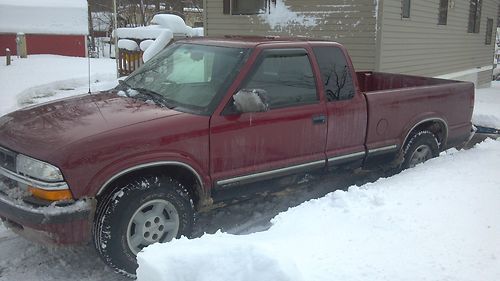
[132,87,176,109]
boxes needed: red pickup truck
[0,37,474,275]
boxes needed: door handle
[312,115,326,124]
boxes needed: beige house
[202,0,499,87]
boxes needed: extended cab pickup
[0,37,474,275]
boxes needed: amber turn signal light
[28,187,73,201]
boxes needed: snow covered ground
[0,55,117,116]
[138,139,500,281]
[473,82,500,128]
[0,55,499,281]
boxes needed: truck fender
[87,153,210,209]
[400,114,449,151]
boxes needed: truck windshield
[121,43,249,115]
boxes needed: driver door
[209,48,328,191]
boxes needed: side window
[485,18,493,45]
[468,0,482,33]
[402,0,411,18]
[313,46,355,102]
[438,0,449,25]
[223,0,276,15]
[242,51,318,109]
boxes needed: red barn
[0,0,88,57]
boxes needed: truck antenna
[88,45,92,95]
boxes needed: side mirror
[233,89,269,113]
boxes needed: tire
[93,175,194,276]
[401,130,439,170]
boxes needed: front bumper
[0,145,96,244]
[0,192,96,244]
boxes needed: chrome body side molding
[216,160,325,187]
[368,144,398,154]
[97,161,204,196]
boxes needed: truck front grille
[0,146,16,172]
[0,174,29,200]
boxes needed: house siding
[477,69,493,86]
[204,0,378,70]
[378,0,498,84]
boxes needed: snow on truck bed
[138,139,500,281]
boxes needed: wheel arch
[401,118,448,152]
[96,161,209,210]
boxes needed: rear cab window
[312,46,355,102]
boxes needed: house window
[223,0,276,15]
[468,0,482,33]
[438,0,449,25]
[485,18,493,44]
[402,0,411,18]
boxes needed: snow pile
[151,14,191,36]
[0,0,88,35]
[137,139,500,281]
[0,55,116,116]
[137,234,303,281]
[140,40,155,52]
[192,27,204,37]
[142,30,173,62]
[233,89,269,112]
[115,26,167,40]
[116,14,194,39]
[473,81,500,129]
[258,0,318,30]
[117,39,139,51]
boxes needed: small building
[0,0,88,57]
[203,0,499,87]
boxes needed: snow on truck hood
[0,91,182,159]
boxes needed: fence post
[16,33,27,58]
[6,48,11,65]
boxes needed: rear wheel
[401,130,439,169]
[93,175,194,276]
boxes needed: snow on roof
[0,0,88,35]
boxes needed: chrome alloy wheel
[126,199,180,255]
[408,144,433,168]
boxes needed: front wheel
[401,130,439,169]
[93,175,194,276]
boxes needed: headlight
[16,154,64,182]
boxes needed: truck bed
[356,71,464,92]
[357,71,475,152]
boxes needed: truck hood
[0,91,182,159]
